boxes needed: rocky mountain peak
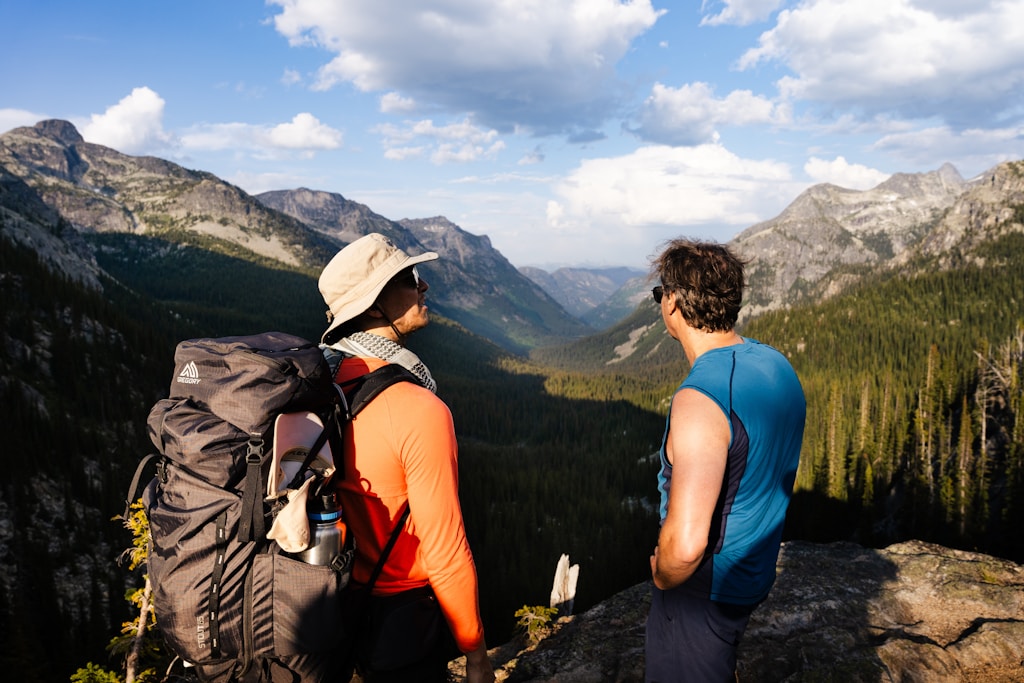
[730,163,973,320]
[906,160,1024,264]
[404,215,457,234]
[875,162,966,198]
[30,118,85,145]
[400,216,496,261]
[938,160,965,184]
[1,119,93,184]
[254,188,588,350]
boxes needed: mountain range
[518,265,649,330]
[535,159,1024,371]
[8,119,1017,360]
[0,120,587,353]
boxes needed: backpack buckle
[246,435,264,462]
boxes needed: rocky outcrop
[0,163,104,289]
[466,540,1024,682]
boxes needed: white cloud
[549,144,797,233]
[804,156,890,190]
[738,0,1024,128]
[383,146,426,161]
[380,92,417,113]
[178,123,250,151]
[872,125,1024,176]
[452,171,558,185]
[432,140,506,164]
[268,113,343,149]
[281,69,303,86]
[526,145,803,264]
[700,0,784,26]
[0,109,48,134]
[269,0,665,134]
[634,81,789,145]
[81,87,173,154]
[180,113,342,154]
[374,118,504,163]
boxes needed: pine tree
[72,502,165,683]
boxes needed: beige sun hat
[319,233,438,343]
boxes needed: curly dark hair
[652,238,747,332]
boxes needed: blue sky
[2,1,1023,268]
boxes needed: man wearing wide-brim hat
[318,233,494,683]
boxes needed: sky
[2,1,1023,269]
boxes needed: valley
[2,121,1023,682]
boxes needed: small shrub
[514,605,559,644]
[70,662,121,683]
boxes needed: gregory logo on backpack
[176,360,201,385]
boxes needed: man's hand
[465,643,495,683]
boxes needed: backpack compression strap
[366,502,411,590]
[238,435,267,543]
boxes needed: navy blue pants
[645,583,754,683]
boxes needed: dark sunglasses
[652,285,665,304]
[402,266,422,289]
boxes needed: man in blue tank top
[646,239,806,682]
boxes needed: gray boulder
[464,540,1023,682]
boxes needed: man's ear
[663,291,677,315]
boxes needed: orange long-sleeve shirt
[333,356,485,654]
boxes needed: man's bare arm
[651,388,730,590]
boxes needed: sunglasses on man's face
[652,285,665,304]
[402,266,422,289]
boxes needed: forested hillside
[0,237,185,679]
[0,228,662,682]
[532,230,1024,566]
[747,232,1024,561]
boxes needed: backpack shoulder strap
[340,364,420,418]
[338,363,418,589]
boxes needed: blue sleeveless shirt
[657,338,805,605]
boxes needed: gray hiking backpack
[126,331,414,682]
